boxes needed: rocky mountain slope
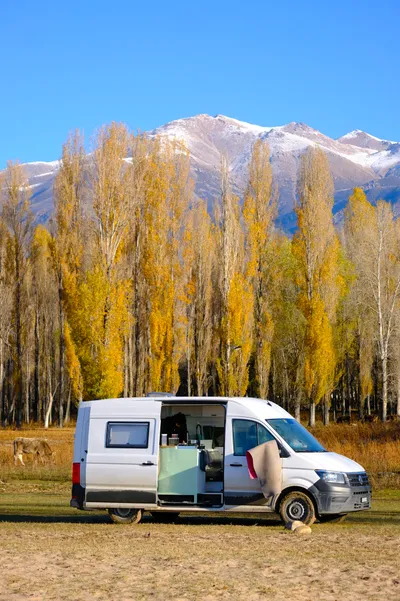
[14,114,400,230]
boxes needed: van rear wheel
[108,508,143,524]
[279,491,316,526]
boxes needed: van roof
[80,396,292,420]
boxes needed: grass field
[0,482,399,601]
[0,422,399,600]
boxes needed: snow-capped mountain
[14,114,400,230]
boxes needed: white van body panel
[84,399,161,509]
[284,451,365,473]
[73,404,90,487]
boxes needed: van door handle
[230,463,243,467]
[141,461,155,466]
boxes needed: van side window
[106,422,149,448]
[233,419,275,456]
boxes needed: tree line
[1,122,400,427]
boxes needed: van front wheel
[279,491,316,526]
[108,508,143,524]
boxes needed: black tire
[279,491,316,526]
[150,512,180,522]
[108,508,143,524]
[318,513,347,524]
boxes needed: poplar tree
[142,138,191,393]
[216,156,253,396]
[82,122,132,398]
[345,188,400,421]
[187,201,214,395]
[31,225,60,426]
[52,131,85,421]
[293,147,342,426]
[0,218,12,424]
[124,133,151,397]
[243,139,276,398]
[1,161,33,426]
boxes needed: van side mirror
[278,443,290,458]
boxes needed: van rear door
[85,401,161,509]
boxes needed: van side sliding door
[85,407,161,509]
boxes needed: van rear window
[106,422,149,448]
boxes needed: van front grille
[348,473,369,487]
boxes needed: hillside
[16,114,400,230]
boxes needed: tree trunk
[332,389,337,422]
[382,355,388,422]
[308,399,315,427]
[44,393,54,429]
[24,352,30,424]
[58,274,65,427]
[0,350,6,427]
[65,385,72,424]
[187,332,191,397]
[397,383,400,417]
[366,394,371,416]
[15,251,23,428]
[357,363,364,420]
[0,339,3,426]
[294,389,301,422]
[34,309,40,422]
[123,335,128,397]
[345,353,351,418]
[322,393,330,426]
[44,364,57,428]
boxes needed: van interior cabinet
[158,447,205,503]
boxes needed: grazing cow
[13,437,55,466]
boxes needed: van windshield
[266,419,326,453]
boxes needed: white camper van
[70,396,371,525]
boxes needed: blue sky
[0,0,399,167]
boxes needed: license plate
[361,497,368,503]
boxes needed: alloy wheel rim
[288,500,306,520]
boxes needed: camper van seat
[199,449,223,482]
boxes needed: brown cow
[13,437,55,466]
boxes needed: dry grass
[0,487,399,601]
[0,427,74,482]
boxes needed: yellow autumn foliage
[66,266,130,399]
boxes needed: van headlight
[315,470,347,484]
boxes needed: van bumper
[70,484,85,510]
[309,479,372,515]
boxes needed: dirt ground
[0,486,399,601]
